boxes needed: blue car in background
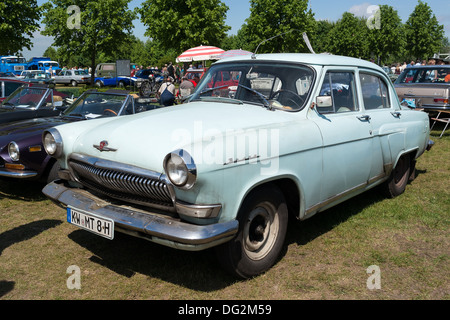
[94,76,136,88]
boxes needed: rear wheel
[384,154,411,198]
[70,80,77,87]
[216,184,288,279]
[139,81,151,97]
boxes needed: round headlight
[163,149,196,189]
[43,128,63,157]
[8,141,20,161]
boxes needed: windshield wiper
[236,84,270,108]
[62,113,85,119]
[198,85,231,96]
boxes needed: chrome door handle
[391,111,401,118]
[357,115,371,121]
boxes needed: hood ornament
[93,140,117,152]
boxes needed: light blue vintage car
[42,53,433,278]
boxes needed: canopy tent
[218,49,253,59]
[176,45,225,63]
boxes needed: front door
[312,69,374,204]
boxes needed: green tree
[405,0,445,60]
[242,0,316,53]
[0,0,41,55]
[367,5,405,65]
[313,20,335,54]
[43,46,58,61]
[138,0,230,53]
[327,12,369,59]
[41,0,136,84]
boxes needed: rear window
[396,68,450,84]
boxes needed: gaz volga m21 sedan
[42,53,433,278]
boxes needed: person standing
[158,76,176,106]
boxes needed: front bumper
[0,167,38,178]
[43,180,239,251]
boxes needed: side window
[318,71,358,114]
[4,82,22,96]
[359,73,391,110]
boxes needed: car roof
[404,65,450,68]
[0,78,28,83]
[214,53,384,72]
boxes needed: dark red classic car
[0,90,162,182]
[0,77,29,102]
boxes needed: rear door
[359,70,405,179]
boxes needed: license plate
[67,206,114,240]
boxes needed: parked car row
[0,90,162,184]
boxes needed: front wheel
[216,184,288,279]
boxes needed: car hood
[0,116,73,148]
[66,101,299,172]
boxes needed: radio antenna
[251,30,316,59]
[302,32,316,54]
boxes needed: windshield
[43,62,59,67]
[3,57,26,64]
[25,73,50,79]
[189,62,314,111]
[63,92,129,118]
[1,87,49,109]
[395,67,450,84]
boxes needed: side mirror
[316,96,333,108]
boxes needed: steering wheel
[269,89,305,109]
[103,109,118,116]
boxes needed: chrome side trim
[305,181,367,216]
[367,172,387,185]
[42,180,238,249]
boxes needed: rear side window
[359,73,390,110]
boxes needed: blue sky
[23,0,450,59]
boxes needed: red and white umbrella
[176,45,225,63]
[218,49,253,59]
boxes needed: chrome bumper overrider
[42,180,238,250]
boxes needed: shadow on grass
[0,179,47,202]
[430,121,450,139]
[68,230,235,291]
[0,219,62,256]
[0,219,62,298]
[65,186,405,292]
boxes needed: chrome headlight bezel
[8,141,20,162]
[163,149,197,189]
[42,128,63,158]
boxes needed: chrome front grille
[68,156,174,210]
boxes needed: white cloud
[349,2,373,18]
